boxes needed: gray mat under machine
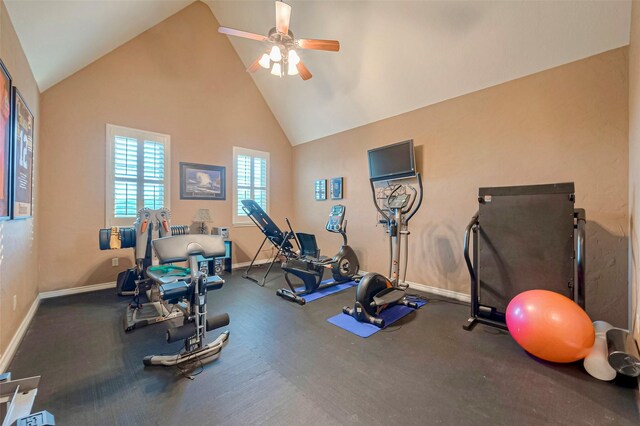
[463,182,586,331]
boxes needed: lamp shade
[193,208,213,222]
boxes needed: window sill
[232,222,256,228]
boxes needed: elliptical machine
[343,140,423,328]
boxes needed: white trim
[405,280,470,303]
[39,281,116,299]
[357,270,470,302]
[231,258,273,270]
[232,146,270,226]
[0,296,40,373]
[105,123,171,228]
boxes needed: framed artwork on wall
[330,177,343,200]
[180,162,226,200]
[0,59,11,221]
[12,88,33,219]
[315,179,326,200]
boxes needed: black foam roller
[206,313,230,331]
[166,322,196,343]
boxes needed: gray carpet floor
[8,267,640,425]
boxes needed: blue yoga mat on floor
[294,279,358,303]
[327,297,427,338]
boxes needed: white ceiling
[4,1,633,145]
[208,0,632,145]
[4,0,193,91]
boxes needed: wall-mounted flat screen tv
[368,139,416,181]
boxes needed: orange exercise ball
[506,290,594,363]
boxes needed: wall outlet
[112,258,119,267]
[13,295,16,311]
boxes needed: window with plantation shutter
[233,147,269,225]
[106,124,170,227]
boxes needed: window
[106,124,170,227]
[233,146,269,225]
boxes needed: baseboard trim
[0,295,40,373]
[40,281,116,300]
[357,270,470,303]
[231,258,273,270]
[406,281,470,303]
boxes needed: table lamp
[193,208,213,234]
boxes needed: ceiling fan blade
[218,26,268,42]
[297,39,340,52]
[296,61,312,81]
[246,55,262,73]
[275,1,292,35]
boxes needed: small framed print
[314,179,326,200]
[330,177,343,200]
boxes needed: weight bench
[142,234,230,368]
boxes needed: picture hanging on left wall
[12,88,34,219]
[0,59,11,221]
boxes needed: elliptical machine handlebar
[404,172,423,224]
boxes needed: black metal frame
[463,208,586,331]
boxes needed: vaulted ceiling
[5,1,632,145]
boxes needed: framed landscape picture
[12,88,33,219]
[180,162,226,200]
[0,59,11,220]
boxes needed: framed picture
[0,59,11,221]
[12,88,33,219]
[180,162,226,200]
[314,179,326,200]
[330,177,343,200]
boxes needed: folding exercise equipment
[241,200,360,304]
[99,208,191,331]
[463,182,586,331]
[143,234,230,367]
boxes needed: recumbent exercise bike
[241,200,360,304]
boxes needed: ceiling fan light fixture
[259,53,271,69]
[269,45,282,62]
[271,62,282,77]
[287,49,300,65]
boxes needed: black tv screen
[368,140,416,181]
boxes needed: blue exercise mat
[294,279,358,303]
[327,297,427,338]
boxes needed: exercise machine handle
[464,213,479,316]
[405,172,423,223]
[370,179,390,223]
[575,208,586,309]
[285,217,302,252]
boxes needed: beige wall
[294,48,629,327]
[630,0,640,340]
[0,0,40,363]
[38,2,292,292]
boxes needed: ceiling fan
[218,1,340,81]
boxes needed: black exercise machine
[142,234,230,368]
[463,182,586,331]
[241,200,360,304]
[277,204,359,304]
[343,139,424,327]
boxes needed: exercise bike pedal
[371,287,406,307]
